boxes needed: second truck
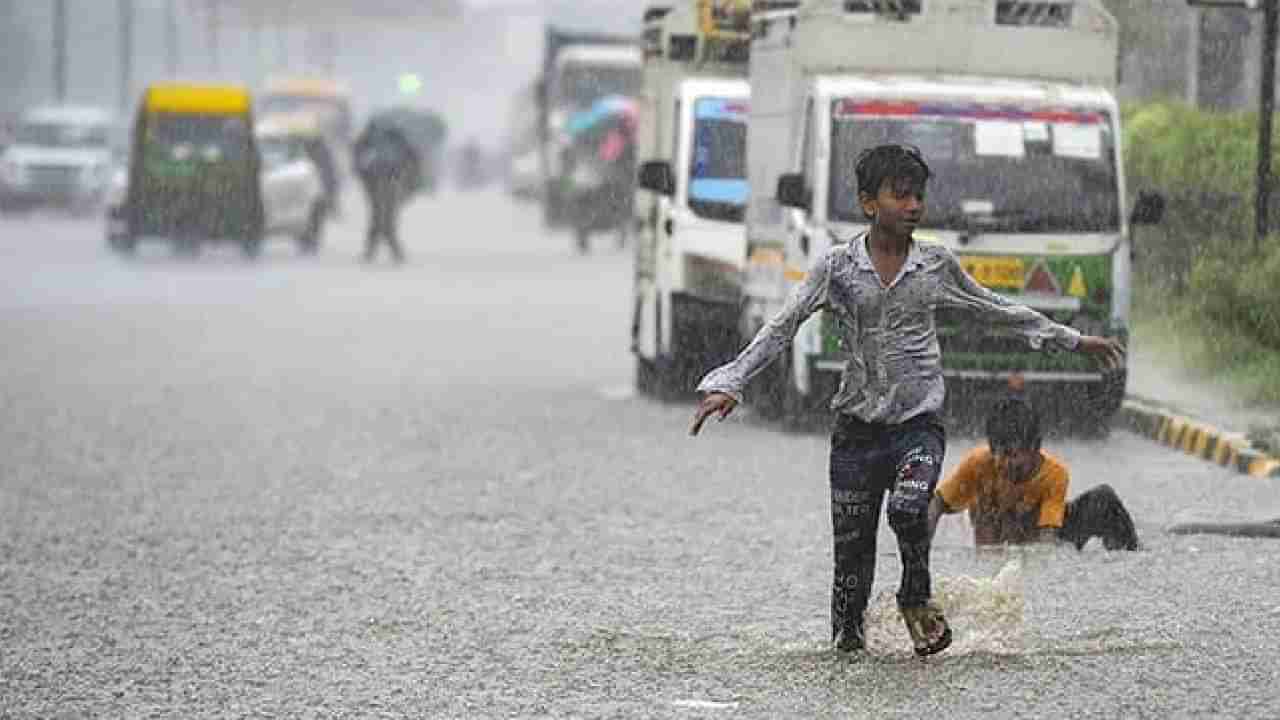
[632,1,753,397]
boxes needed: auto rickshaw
[260,77,354,147]
[109,83,264,257]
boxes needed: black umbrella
[365,107,447,157]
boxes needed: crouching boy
[930,395,1141,551]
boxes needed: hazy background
[0,0,651,147]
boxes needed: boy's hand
[690,392,738,436]
[1077,335,1126,370]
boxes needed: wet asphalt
[1,189,1278,718]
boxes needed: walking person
[688,144,1124,657]
[353,122,419,263]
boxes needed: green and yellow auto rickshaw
[109,83,265,257]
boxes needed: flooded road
[1,190,1278,717]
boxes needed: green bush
[1123,100,1280,290]
[1188,236,1280,350]
[1125,100,1280,394]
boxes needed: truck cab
[632,1,752,397]
[744,0,1164,422]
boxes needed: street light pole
[1257,0,1278,249]
[1189,0,1278,249]
[120,0,134,112]
[53,0,67,103]
[166,0,179,78]
[208,0,221,75]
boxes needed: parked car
[0,105,118,214]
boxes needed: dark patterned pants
[829,412,946,648]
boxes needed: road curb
[1118,396,1280,479]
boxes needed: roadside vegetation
[1124,100,1280,408]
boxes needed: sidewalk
[1123,345,1280,478]
[1128,345,1276,433]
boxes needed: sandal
[900,601,952,657]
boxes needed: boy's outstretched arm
[689,246,835,437]
[937,250,1125,369]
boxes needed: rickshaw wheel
[173,237,201,258]
[241,234,263,260]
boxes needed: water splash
[865,558,1025,656]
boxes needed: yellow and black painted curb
[1118,397,1280,478]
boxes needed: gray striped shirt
[697,233,1082,424]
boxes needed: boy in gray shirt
[689,144,1123,656]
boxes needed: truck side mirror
[637,160,675,196]
[776,173,811,211]
[1130,190,1165,225]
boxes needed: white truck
[632,1,752,397]
[742,0,1164,423]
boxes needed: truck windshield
[829,100,1120,233]
[689,97,748,222]
[15,122,109,149]
[556,65,641,108]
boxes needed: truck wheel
[296,206,325,255]
[635,355,662,398]
[668,295,741,399]
[748,352,792,422]
[1078,368,1127,436]
[240,233,263,260]
[108,234,137,256]
[747,352,831,430]
[173,237,201,258]
[0,198,29,215]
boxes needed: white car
[255,115,329,254]
[0,106,119,213]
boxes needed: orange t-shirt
[936,445,1069,546]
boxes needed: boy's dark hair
[985,395,1043,452]
[855,144,932,207]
